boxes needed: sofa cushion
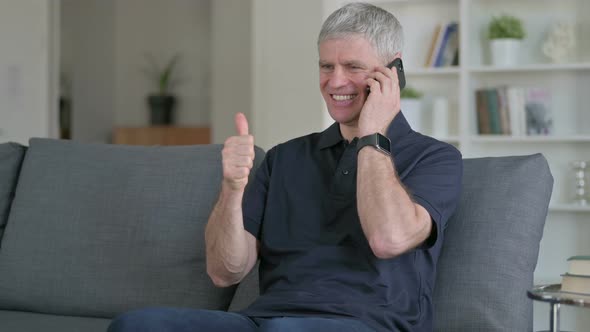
[0,310,110,332]
[0,138,265,318]
[228,263,259,312]
[0,142,26,241]
[433,154,553,332]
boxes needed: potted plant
[143,53,181,125]
[400,86,424,132]
[487,14,525,66]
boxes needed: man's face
[319,36,384,127]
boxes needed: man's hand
[358,63,401,136]
[222,113,255,192]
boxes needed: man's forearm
[356,148,431,258]
[205,182,256,287]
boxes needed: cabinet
[112,126,211,146]
[321,0,590,330]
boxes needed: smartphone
[367,58,406,93]
[387,58,406,90]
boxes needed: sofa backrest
[0,142,27,241]
[228,154,554,332]
[433,153,552,331]
[0,138,265,318]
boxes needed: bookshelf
[320,0,590,330]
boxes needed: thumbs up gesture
[222,113,255,191]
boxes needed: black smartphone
[367,58,406,93]
[387,58,406,90]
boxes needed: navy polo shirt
[240,112,462,332]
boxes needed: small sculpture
[542,22,576,63]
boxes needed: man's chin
[327,109,360,125]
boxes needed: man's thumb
[235,112,249,136]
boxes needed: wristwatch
[356,133,391,156]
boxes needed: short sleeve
[402,144,463,250]
[242,147,274,239]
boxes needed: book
[425,21,459,67]
[485,89,502,134]
[561,273,590,295]
[506,86,526,136]
[475,89,491,134]
[568,256,590,276]
[434,22,459,67]
[424,24,443,67]
[496,86,511,135]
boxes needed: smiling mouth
[331,94,357,101]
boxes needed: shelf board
[470,135,590,143]
[433,136,460,143]
[406,67,460,76]
[468,62,590,74]
[549,204,590,213]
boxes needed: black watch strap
[356,133,391,156]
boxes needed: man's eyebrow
[318,60,368,67]
[343,60,366,67]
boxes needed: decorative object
[525,87,553,135]
[431,96,450,138]
[571,161,588,205]
[400,86,423,132]
[143,53,181,125]
[542,22,576,63]
[487,14,525,66]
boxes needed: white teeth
[332,94,355,101]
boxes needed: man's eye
[320,65,333,71]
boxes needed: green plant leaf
[488,15,525,39]
[400,86,423,99]
[142,53,181,95]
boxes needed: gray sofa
[0,138,553,332]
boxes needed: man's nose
[328,67,349,88]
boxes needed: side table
[527,284,590,332]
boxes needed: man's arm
[205,113,258,287]
[357,62,433,259]
[356,148,432,259]
[205,183,258,287]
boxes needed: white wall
[61,0,211,143]
[0,0,58,145]
[211,0,253,144]
[61,0,116,143]
[251,0,325,150]
[114,0,211,127]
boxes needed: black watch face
[377,134,391,152]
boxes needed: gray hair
[318,2,404,62]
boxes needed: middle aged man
[108,3,462,332]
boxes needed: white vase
[401,99,422,132]
[490,39,521,66]
[431,97,449,138]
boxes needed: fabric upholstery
[0,138,265,318]
[230,154,554,332]
[228,263,259,312]
[0,310,110,332]
[0,142,26,241]
[433,154,553,332]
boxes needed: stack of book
[424,22,459,67]
[561,256,590,295]
[474,86,553,136]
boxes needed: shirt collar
[318,111,413,150]
[318,122,344,150]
